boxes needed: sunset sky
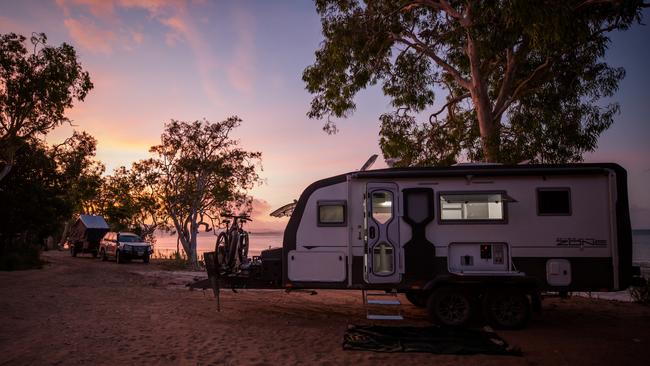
[1,1,649,230]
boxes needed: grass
[153,251,205,271]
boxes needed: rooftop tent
[70,215,110,246]
[78,215,109,229]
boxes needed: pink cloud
[226,7,256,94]
[56,0,117,21]
[160,14,221,103]
[131,31,144,44]
[63,17,117,54]
[246,198,289,234]
[55,0,233,105]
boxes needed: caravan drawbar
[209,163,637,329]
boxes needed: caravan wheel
[427,287,473,327]
[483,290,531,330]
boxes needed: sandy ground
[1,251,649,366]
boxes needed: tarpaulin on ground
[343,325,522,355]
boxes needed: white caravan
[204,163,639,329]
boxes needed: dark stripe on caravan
[282,173,347,286]
[513,257,614,291]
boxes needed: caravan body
[282,163,633,293]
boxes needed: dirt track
[0,251,649,365]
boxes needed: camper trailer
[67,215,110,258]
[204,163,638,329]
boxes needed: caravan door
[364,183,401,284]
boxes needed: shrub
[0,244,43,271]
[629,281,650,305]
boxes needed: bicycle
[215,214,251,273]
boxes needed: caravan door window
[371,191,393,224]
[373,243,394,274]
[439,192,507,223]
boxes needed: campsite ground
[0,251,649,366]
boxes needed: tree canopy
[0,32,93,180]
[145,117,262,265]
[303,0,646,165]
[91,163,167,243]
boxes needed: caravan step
[367,299,401,305]
[364,292,399,296]
[367,314,404,320]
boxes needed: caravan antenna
[360,154,378,171]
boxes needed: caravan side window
[439,192,508,223]
[537,188,571,215]
[317,200,347,226]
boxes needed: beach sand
[1,250,649,366]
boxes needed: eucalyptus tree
[0,33,93,181]
[303,0,646,165]
[95,163,168,243]
[147,117,261,266]
[51,131,104,246]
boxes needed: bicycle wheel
[215,232,227,270]
[238,232,249,264]
[226,230,239,269]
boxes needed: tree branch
[493,58,552,119]
[393,32,471,89]
[429,92,470,123]
[492,47,517,117]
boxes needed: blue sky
[1,1,648,229]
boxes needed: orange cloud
[63,18,117,54]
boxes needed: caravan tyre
[427,287,473,327]
[405,291,428,308]
[483,290,531,330]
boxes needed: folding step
[367,299,401,305]
[363,289,404,321]
[367,314,404,320]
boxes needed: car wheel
[143,255,150,264]
[483,289,531,330]
[100,249,108,261]
[427,287,473,327]
[116,250,122,264]
[405,290,428,308]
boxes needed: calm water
[153,231,284,259]
[152,229,650,263]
